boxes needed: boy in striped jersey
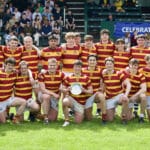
[0,57,26,123]
[38,58,65,124]
[62,60,93,127]
[95,29,115,69]
[40,35,63,70]
[139,54,150,121]
[130,34,150,116]
[123,58,147,123]
[14,61,40,121]
[61,32,81,76]
[19,36,40,74]
[0,36,21,69]
[80,35,97,68]
[82,54,107,123]
[102,57,131,123]
[113,38,131,71]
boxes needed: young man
[19,36,40,74]
[38,58,65,124]
[95,29,115,69]
[0,57,26,123]
[101,57,131,123]
[40,35,63,70]
[62,60,93,127]
[82,54,106,123]
[14,61,40,121]
[80,35,97,68]
[124,58,147,123]
[131,34,150,68]
[61,32,81,75]
[113,38,131,71]
[139,54,150,121]
[1,36,22,69]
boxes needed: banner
[114,22,150,38]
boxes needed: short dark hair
[5,57,16,65]
[105,57,114,64]
[84,35,93,41]
[48,35,58,41]
[135,34,146,40]
[115,38,125,44]
[100,29,110,35]
[74,60,83,66]
[87,54,98,60]
[129,58,139,65]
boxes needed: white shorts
[0,97,15,112]
[147,96,150,110]
[106,93,124,110]
[50,97,59,111]
[66,96,84,114]
[85,94,96,109]
[26,98,35,108]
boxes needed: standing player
[62,60,93,126]
[1,36,22,69]
[113,38,131,71]
[19,36,40,74]
[95,29,115,69]
[80,35,97,68]
[82,54,106,123]
[38,58,65,124]
[131,34,150,68]
[0,57,26,123]
[40,35,63,70]
[61,32,81,75]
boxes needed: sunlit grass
[0,105,150,150]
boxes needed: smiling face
[24,36,33,49]
[88,56,97,68]
[136,37,145,47]
[20,64,28,76]
[5,63,15,73]
[48,39,58,49]
[115,41,125,51]
[48,61,57,74]
[105,60,114,72]
[9,39,18,50]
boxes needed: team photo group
[0,29,150,127]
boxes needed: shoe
[9,113,14,121]
[69,110,74,117]
[96,109,101,116]
[133,111,139,118]
[138,117,144,123]
[28,112,36,122]
[101,119,107,125]
[62,121,70,127]
[44,118,49,125]
[122,119,127,125]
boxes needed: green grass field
[0,105,150,150]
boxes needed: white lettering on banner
[122,27,150,33]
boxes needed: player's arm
[39,82,59,98]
